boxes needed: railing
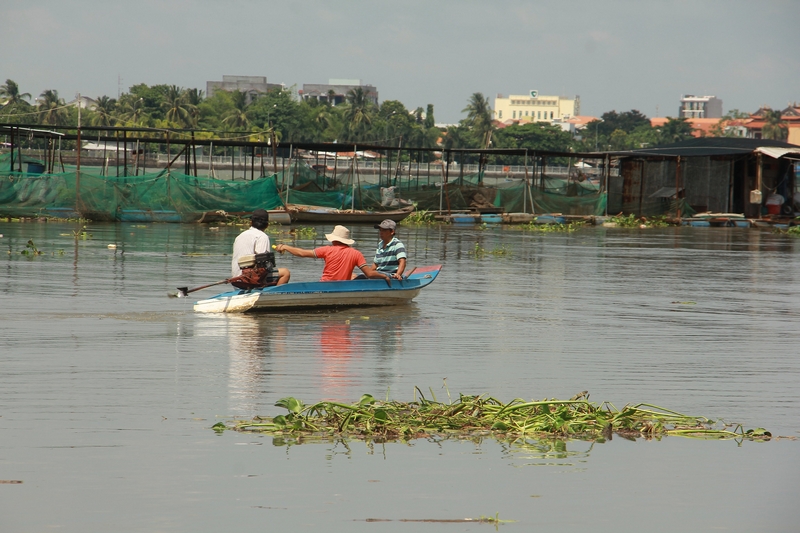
[7,148,617,178]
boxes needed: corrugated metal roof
[608,137,800,158]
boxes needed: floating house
[606,138,800,219]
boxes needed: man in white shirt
[231,209,290,285]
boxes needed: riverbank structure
[607,137,800,219]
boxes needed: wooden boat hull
[286,204,414,224]
[194,264,442,313]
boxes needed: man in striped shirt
[369,219,407,280]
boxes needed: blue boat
[481,214,503,224]
[193,265,443,313]
[535,215,566,224]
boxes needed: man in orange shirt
[275,225,391,282]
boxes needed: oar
[169,278,231,298]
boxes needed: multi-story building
[679,95,722,119]
[206,76,283,103]
[299,79,378,106]
[493,92,580,124]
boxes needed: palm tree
[117,94,149,126]
[222,90,251,130]
[441,125,468,151]
[462,92,493,148]
[761,108,788,140]
[161,85,197,128]
[37,89,69,125]
[342,87,373,141]
[89,95,117,127]
[0,79,31,106]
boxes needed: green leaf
[275,396,303,414]
[359,394,376,406]
[211,422,226,433]
[374,409,387,423]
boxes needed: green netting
[0,161,285,222]
[611,198,696,218]
[0,152,609,220]
[492,181,607,216]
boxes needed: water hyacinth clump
[213,389,772,443]
[402,210,437,225]
[522,221,585,232]
[608,214,670,228]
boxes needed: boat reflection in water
[198,307,426,415]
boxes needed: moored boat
[193,264,442,313]
[285,204,414,224]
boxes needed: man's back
[231,227,270,276]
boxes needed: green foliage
[218,389,771,443]
[491,122,575,161]
[20,239,42,256]
[290,226,317,239]
[402,210,436,225]
[523,220,584,232]
[761,108,788,141]
[472,242,510,257]
[774,225,800,236]
[597,109,651,136]
[608,214,669,228]
[461,92,493,149]
[656,117,694,144]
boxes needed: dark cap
[251,209,269,220]
[374,219,396,230]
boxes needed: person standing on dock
[231,209,291,285]
[275,225,391,282]
[353,219,407,280]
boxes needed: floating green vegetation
[290,226,317,239]
[521,221,583,233]
[71,226,91,239]
[402,210,437,225]
[471,242,510,257]
[262,221,285,235]
[20,239,42,256]
[774,225,800,236]
[608,214,669,228]
[1,216,89,223]
[212,389,772,443]
[362,513,515,526]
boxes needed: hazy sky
[4,0,798,124]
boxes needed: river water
[1,220,799,532]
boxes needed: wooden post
[9,127,14,172]
[123,130,128,177]
[604,154,610,217]
[250,143,255,181]
[675,155,682,219]
[192,131,198,177]
[76,97,82,213]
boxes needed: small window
[499,110,502,119]
[513,111,516,119]
[550,111,554,119]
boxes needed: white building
[679,95,722,119]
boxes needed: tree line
[0,79,788,161]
